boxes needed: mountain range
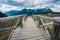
[5,8,52,16]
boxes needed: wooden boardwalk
[9,17,50,40]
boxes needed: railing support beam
[52,22,60,40]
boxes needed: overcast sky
[0,0,60,12]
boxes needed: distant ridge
[5,8,52,16]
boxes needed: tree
[0,12,7,17]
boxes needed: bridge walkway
[9,17,50,40]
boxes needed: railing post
[17,16,23,27]
[32,14,34,19]
[33,16,35,21]
[39,18,51,39]
[24,14,27,21]
[38,18,42,27]
[52,22,60,40]
[20,16,23,27]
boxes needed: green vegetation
[47,28,52,34]
[0,30,12,40]
[0,19,17,28]
[41,12,60,17]
[34,16,40,21]
[9,20,17,26]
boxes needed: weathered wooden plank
[9,17,50,40]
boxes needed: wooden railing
[8,15,27,40]
[33,15,60,40]
[0,15,24,40]
[39,22,54,27]
[39,15,60,40]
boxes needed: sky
[0,0,60,12]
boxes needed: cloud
[13,0,25,2]
[50,4,60,12]
[0,0,54,7]
[0,0,60,12]
[0,3,24,13]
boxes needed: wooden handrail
[0,15,24,40]
[39,22,54,27]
